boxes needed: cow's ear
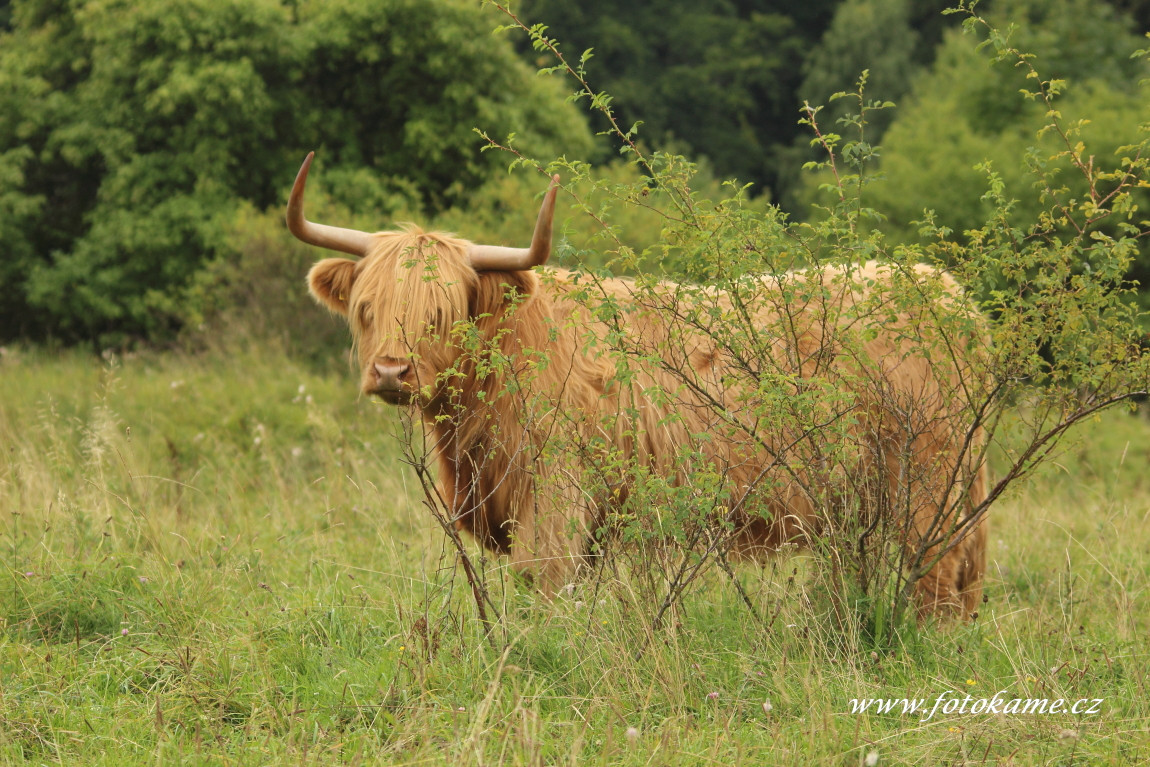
[308,258,357,315]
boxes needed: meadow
[1,343,1148,765]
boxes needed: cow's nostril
[373,359,412,390]
[375,363,409,378]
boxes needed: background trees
[0,0,590,344]
[836,0,1150,304]
[1,0,1147,346]
[517,0,842,201]
[857,0,1149,243]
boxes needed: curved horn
[468,174,559,271]
[286,152,375,257]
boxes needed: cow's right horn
[467,174,560,271]
[286,152,375,257]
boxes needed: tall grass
[1,346,1148,764]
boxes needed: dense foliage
[517,0,842,201]
[859,0,1150,266]
[1,0,1148,348]
[0,0,591,344]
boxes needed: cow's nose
[373,358,412,391]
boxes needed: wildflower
[707,691,720,701]
[625,727,639,744]
[865,751,879,766]
[966,679,976,686]
[762,699,773,714]
[23,571,33,577]
[398,645,406,652]
[120,628,129,636]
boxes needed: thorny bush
[394,0,1150,648]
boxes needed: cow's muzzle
[368,357,416,404]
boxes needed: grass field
[1,344,1148,765]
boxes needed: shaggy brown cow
[287,152,988,618]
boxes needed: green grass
[1,345,1148,764]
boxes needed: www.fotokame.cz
[848,690,1104,722]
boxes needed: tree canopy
[852,0,1150,283]
[2,0,1149,345]
[517,0,842,200]
[0,0,591,344]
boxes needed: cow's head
[287,152,558,405]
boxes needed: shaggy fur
[308,228,989,619]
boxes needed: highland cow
[287,152,988,618]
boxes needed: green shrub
[0,0,592,346]
[388,0,1150,644]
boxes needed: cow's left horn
[468,174,560,271]
[286,152,375,257]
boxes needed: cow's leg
[955,513,987,616]
[913,521,986,619]
[876,417,980,620]
[508,483,589,597]
[951,458,988,617]
[913,547,963,617]
[911,462,988,620]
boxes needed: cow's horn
[468,174,559,271]
[286,152,375,257]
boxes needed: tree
[782,0,928,211]
[798,0,920,139]
[851,0,1150,267]
[517,0,841,201]
[0,0,591,345]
